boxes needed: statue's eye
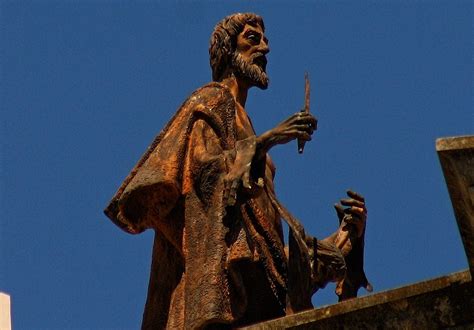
[247,33,260,43]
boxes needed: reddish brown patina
[105,13,371,329]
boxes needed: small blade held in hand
[298,72,311,154]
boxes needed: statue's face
[232,23,270,89]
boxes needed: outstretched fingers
[335,190,368,237]
[344,191,367,213]
[347,190,365,203]
[344,207,366,221]
[340,198,366,214]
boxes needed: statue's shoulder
[192,81,232,98]
[183,82,234,111]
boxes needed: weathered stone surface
[0,292,11,330]
[437,135,474,275]
[243,270,474,329]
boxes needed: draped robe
[105,82,297,328]
[104,82,369,329]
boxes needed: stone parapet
[243,270,473,329]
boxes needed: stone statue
[105,13,371,329]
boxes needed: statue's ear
[210,30,232,82]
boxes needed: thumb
[334,203,345,222]
[242,170,251,189]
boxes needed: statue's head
[210,13,269,89]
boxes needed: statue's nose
[259,42,270,55]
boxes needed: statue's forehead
[241,23,264,35]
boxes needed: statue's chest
[234,104,255,140]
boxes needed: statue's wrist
[256,133,273,158]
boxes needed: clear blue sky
[1,1,472,329]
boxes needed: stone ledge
[243,270,473,329]
[436,135,474,151]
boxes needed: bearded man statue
[105,13,371,330]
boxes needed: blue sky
[1,1,472,329]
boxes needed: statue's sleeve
[334,228,372,301]
[105,98,196,234]
[310,228,372,302]
[182,117,231,198]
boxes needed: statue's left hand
[334,190,367,238]
[333,190,372,300]
[223,166,251,206]
[222,137,257,206]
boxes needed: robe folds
[105,81,371,329]
[105,82,299,329]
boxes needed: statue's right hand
[258,112,317,154]
[274,112,316,144]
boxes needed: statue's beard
[232,52,269,90]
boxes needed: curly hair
[209,13,265,82]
